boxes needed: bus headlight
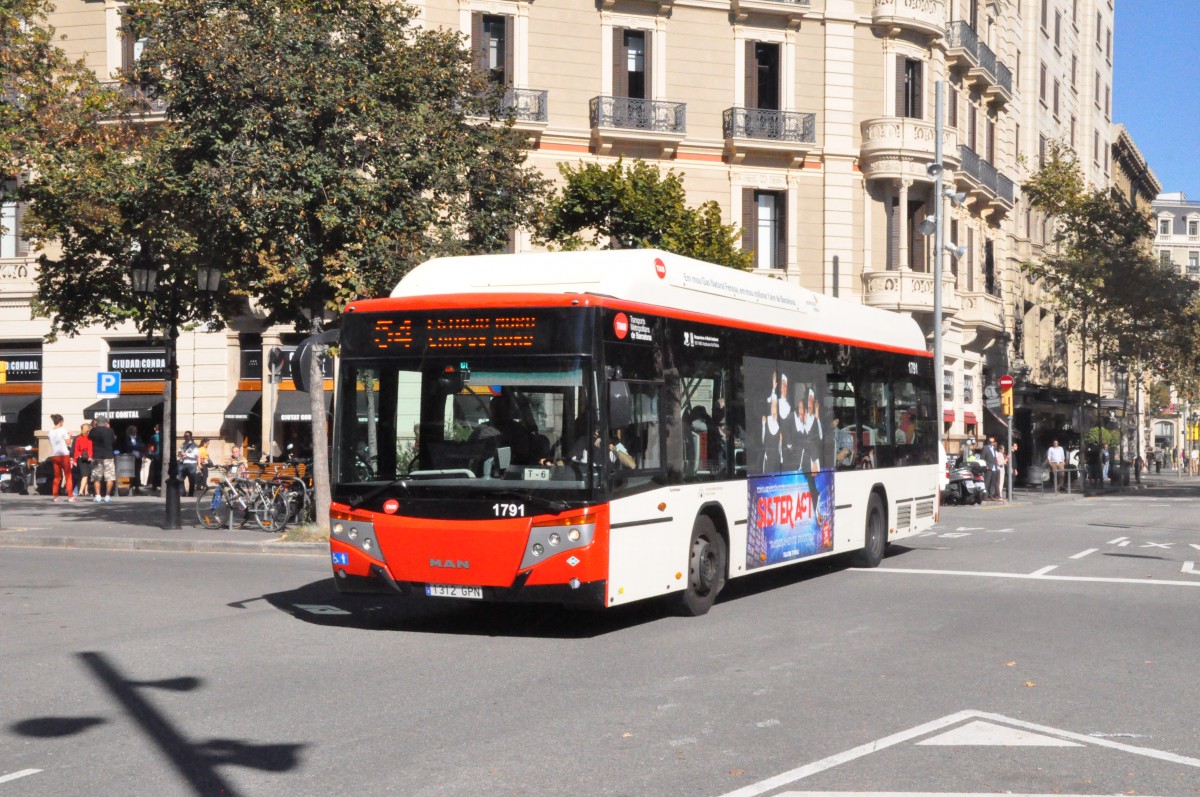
[332,523,344,536]
[567,528,581,542]
[548,533,561,547]
[532,543,544,557]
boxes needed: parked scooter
[0,447,33,495]
[942,456,985,505]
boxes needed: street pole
[933,79,944,451]
[164,320,181,530]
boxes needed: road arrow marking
[293,604,351,615]
[1183,562,1198,576]
[917,720,1081,747]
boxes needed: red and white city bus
[328,250,939,614]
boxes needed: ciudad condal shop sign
[107,351,166,381]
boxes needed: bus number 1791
[493,503,526,517]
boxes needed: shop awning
[0,393,40,424]
[964,411,978,425]
[943,409,955,422]
[274,390,332,422]
[83,395,162,421]
[224,391,262,421]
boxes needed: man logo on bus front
[430,559,470,569]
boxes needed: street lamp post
[132,246,221,530]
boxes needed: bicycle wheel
[195,486,227,529]
[253,486,289,532]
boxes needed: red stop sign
[998,374,1014,390]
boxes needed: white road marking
[1069,548,1098,559]
[1107,536,1129,544]
[0,770,41,785]
[1183,562,1199,576]
[940,532,971,538]
[856,568,1200,588]
[715,710,1200,797]
[916,720,1081,747]
[1143,542,1172,549]
[987,528,1014,533]
[1030,566,1058,576]
[776,792,1167,796]
[955,527,985,531]
[292,604,351,615]
[1190,544,1200,551]
[1118,540,1131,547]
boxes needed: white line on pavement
[1184,562,1198,576]
[1107,536,1129,544]
[1069,548,1098,559]
[0,770,41,785]
[1030,565,1058,576]
[856,568,1200,587]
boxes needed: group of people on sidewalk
[44,416,216,502]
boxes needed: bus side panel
[832,466,940,550]
[606,482,748,607]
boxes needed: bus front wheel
[853,493,886,568]
[676,516,727,616]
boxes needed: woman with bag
[73,422,94,498]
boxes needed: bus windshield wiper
[348,477,412,508]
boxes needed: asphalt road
[3,487,1200,796]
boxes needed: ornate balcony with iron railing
[944,21,1012,105]
[955,145,1015,213]
[862,268,960,317]
[499,88,549,128]
[590,96,687,154]
[871,0,945,38]
[722,107,817,162]
[859,116,960,184]
[101,81,168,119]
[957,290,1005,338]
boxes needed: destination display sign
[344,310,582,356]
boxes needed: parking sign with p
[96,371,121,398]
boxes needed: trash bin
[115,454,136,496]
[1121,460,1131,486]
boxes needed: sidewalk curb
[0,535,326,556]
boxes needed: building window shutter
[14,202,28,256]
[967,228,975,291]
[949,220,959,278]
[613,28,628,98]
[471,13,487,73]
[911,61,922,119]
[503,15,515,86]
[948,86,958,128]
[888,196,900,270]
[745,41,757,109]
[642,30,653,100]
[910,202,926,272]
[894,55,907,117]
[774,192,787,269]
[741,188,757,255]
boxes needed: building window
[944,370,954,403]
[963,374,975,405]
[1189,219,1198,237]
[1,199,19,258]
[1093,130,1100,165]
[473,14,513,86]
[1038,134,1047,167]
[1096,12,1102,48]
[1039,62,1047,105]
[1071,55,1078,90]
[1189,252,1199,274]
[1053,79,1060,118]
[1070,115,1076,148]
[1160,218,1172,236]
[968,104,977,151]
[1160,250,1172,266]
[747,42,780,111]
[1072,0,1078,24]
[742,189,786,270]
[1040,0,1048,31]
[1104,85,1110,120]
[1094,70,1100,107]
[614,29,650,100]
[1106,28,1112,62]
[1054,10,1062,49]
[899,57,923,119]
[948,85,958,128]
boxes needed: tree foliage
[540,159,752,269]
[1020,140,1200,401]
[24,0,551,529]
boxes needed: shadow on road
[9,651,305,797]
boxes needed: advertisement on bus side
[742,355,835,569]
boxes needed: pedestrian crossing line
[1069,548,1097,559]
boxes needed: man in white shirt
[1046,439,1066,492]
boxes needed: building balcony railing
[590,96,686,154]
[871,0,946,38]
[958,290,1004,335]
[859,116,959,183]
[500,88,549,125]
[862,268,960,317]
[0,259,37,300]
[955,145,1015,212]
[722,107,817,162]
[944,21,1012,105]
[101,81,168,118]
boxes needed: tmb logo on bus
[613,312,629,340]
[429,559,470,569]
[654,257,667,279]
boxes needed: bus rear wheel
[853,493,886,568]
[676,516,726,616]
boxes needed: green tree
[1,0,126,215]
[24,0,550,530]
[541,159,752,269]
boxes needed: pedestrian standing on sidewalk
[982,436,1000,500]
[178,431,200,497]
[47,414,74,503]
[72,422,93,498]
[996,444,1008,500]
[88,415,118,503]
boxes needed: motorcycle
[0,448,33,495]
[941,456,985,506]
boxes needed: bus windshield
[334,356,595,497]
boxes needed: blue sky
[1114,1,1199,197]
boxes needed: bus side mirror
[609,380,632,429]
